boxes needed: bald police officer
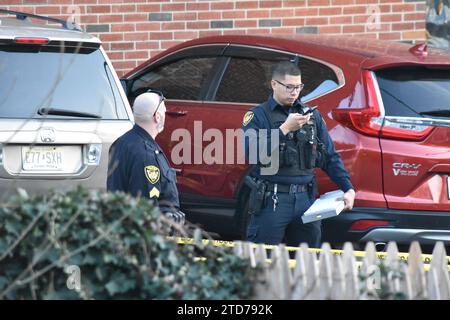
[107,90,184,224]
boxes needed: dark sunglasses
[146,89,166,116]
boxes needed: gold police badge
[242,111,254,126]
[144,165,160,184]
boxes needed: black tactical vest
[261,101,319,176]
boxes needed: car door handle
[166,111,187,117]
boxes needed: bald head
[133,92,162,123]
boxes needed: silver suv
[0,10,133,200]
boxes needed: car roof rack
[0,9,82,32]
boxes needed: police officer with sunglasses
[242,61,355,248]
[107,90,185,225]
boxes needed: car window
[0,48,128,120]
[214,53,339,104]
[376,67,450,118]
[130,56,216,102]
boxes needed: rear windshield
[0,47,128,119]
[376,67,450,118]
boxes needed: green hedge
[0,187,255,299]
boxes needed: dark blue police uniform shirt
[107,124,180,209]
[243,95,353,192]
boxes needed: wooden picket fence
[233,241,450,300]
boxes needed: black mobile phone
[303,106,318,115]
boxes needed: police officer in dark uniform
[242,61,355,248]
[107,90,184,224]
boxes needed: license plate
[22,146,64,171]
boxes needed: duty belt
[265,183,308,193]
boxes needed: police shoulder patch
[242,111,254,126]
[144,165,160,184]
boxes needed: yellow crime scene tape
[174,237,450,269]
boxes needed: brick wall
[0,0,427,77]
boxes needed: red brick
[98,14,123,23]
[222,11,245,19]
[0,0,23,4]
[161,40,183,49]
[112,4,136,13]
[48,0,75,3]
[174,31,199,40]
[283,18,305,27]
[392,22,414,31]
[260,1,282,8]
[343,6,366,14]
[353,15,371,24]
[247,10,270,19]
[35,6,61,15]
[391,3,416,13]
[80,15,98,24]
[136,4,161,12]
[198,12,221,20]
[249,29,271,35]
[319,25,342,34]
[236,1,258,9]
[111,42,134,50]
[380,14,402,23]
[343,25,365,33]
[150,31,173,40]
[149,49,164,58]
[271,27,295,34]
[111,24,135,32]
[99,33,124,42]
[98,0,128,3]
[379,32,401,40]
[402,30,426,40]
[294,8,319,16]
[305,17,329,25]
[223,30,241,36]
[124,32,149,41]
[319,7,342,15]
[136,22,161,31]
[415,21,425,29]
[186,2,209,11]
[71,0,96,4]
[235,20,257,28]
[404,13,425,21]
[113,60,137,71]
[329,16,352,24]
[283,0,306,7]
[308,0,330,6]
[107,52,124,60]
[125,51,149,60]
[199,30,223,38]
[124,14,147,22]
[187,21,209,29]
[211,2,234,10]
[379,5,391,13]
[271,9,294,18]
[86,5,111,14]
[5,6,34,14]
[161,22,186,30]
[162,3,186,11]
[136,41,159,50]
[173,12,197,21]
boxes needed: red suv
[121,35,450,249]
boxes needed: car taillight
[14,37,49,44]
[349,219,390,231]
[332,70,433,141]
